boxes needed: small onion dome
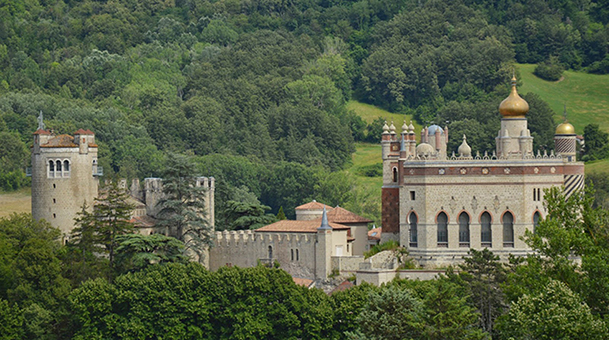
[499,76,529,118]
[556,121,575,135]
[458,135,472,157]
[401,121,409,133]
[389,121,396,133]
[427,124,444,135]
[416,143,435,156]
[382,121,390,134]
[408,121,415,132]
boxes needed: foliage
[497,280,607,340]
[115,234,188,274]
[364,240,400,258]
[156,153,213,260]
[582,124,609,161]
[220,200,277,230]
[534,57,565,81]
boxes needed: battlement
[399,149,565,163]
[214,230,314,247]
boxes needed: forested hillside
[1,0,608,223]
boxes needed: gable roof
[293,277,315,288]
[255,220,350,233]
[295,200,333,211]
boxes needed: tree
[497,280,607,340]
[583,124,609,161]
[156,153,213,261]
[114,234,188,273]
[221,200,277,230]
[346,285,425,340]
[276,207,287,220]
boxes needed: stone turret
[315,207,332,279]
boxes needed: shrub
[356,163,382,177]
[533,57,564,81]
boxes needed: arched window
[437,212,448,247]
[503,212,514,247]
[459,212,470,247]
[392,167,398,182]
[481,212,492,247]
[63,160,70,176]
[533,211,541,234]
[56,160,62,172]
[409,213,417,247]
[268,245,273,259]
[49,160,55,178]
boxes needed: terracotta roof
[256,220,350,233]
[40,134,77,147]
[131,215,156,228]
[33,129,52,135]
[368,227,382,241]
[295,200,333,211]
[321,206,373,224]
[74,129,95,135]
[331,280,354,294]
[292,277,315,288]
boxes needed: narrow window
[503,212,514,247]
[63,160,70,177]
[409,212,418,247]
[53,183,56,189]
[291,249,294,261]
[437,212,448,247]
[52,213,56,218]
[56,160,62,172]
[533,188,536,201]
[459,212,470,247]
[410,191,416,200]
[268,245,273,259]
[533,212,541,233]
[537,188,541,201]
[296,249,299,261]
[53,198,56,204]
[481,212,492,247]
[49,160,55,178]
[392,167,398,182]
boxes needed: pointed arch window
[459,212,470,247]
[533,211,541,234]
[48,160,55,178]
[268,245,273,259]
[503,212,514,247]
[481,212,492,247]
[437,212,448,247]
[392,167,398,182]
[409,212,418,247]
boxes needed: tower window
[503,212,514,247]
[291,249,294,261]
[48,160,55,178]
[392,167,398,182]
[410,191,416,200]
[409,212,418,247]
[268,245,273,259]
[437,212,448,247]
[296,249,299,261]
[533,212,541,233]
[459,212,470,247]
[481,212,492,247]
[52,213,56,218]
[53,198,56,204]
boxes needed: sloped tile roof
[33,129,52,135]
[331,280,354,294]
[368,227,382,240]
[292,277,315,288]
[295,200,334,211]
[255,220,350,233]
[40,134,77,147]
[323,206,373,224]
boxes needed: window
[63,160,70,177]
[49,160,55,178]
[410,191,416,200]
[533,188,536,201]
[437,212,448,247]
[533,188,542,201]
[481,212,492,247]
[56,160,62,172]
[503,212,514,247]
[459,212,470,247]
[52,213,56,218]
[291,249,294,261]
[268,245,273,259]
[296,249,299,261]
[392,167,398,182]
[53,198,56,204]
[409,212,418,247]
[533,212,541,233]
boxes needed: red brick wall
[382,187,400,233]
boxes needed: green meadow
[518,63,609,133]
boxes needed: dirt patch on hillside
[0,188,31,218]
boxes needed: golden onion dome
[499,76,529,118]
[555,121,575,135]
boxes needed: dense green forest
[1,0,609,221]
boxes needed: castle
[29,76,585,282]
[380,76,584,267]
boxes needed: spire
[400,136,406,151]
[37,111,45,130]
[318,206,331,230]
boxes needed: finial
[37,111,45,130]
[401,120,408,134]
[389,121,396,133]
[318,206,331,230]
[382,121,389,134]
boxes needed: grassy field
[347,100,422,131]
[584,159,609,175]
[0,187,31,218]
[518,63,609,133]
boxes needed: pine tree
[156,153,213,261]
[276,206,287,220]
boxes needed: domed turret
[416,143,435,156]
[458,135,472,158]
[499,76,529,118]
[555,122,575,135]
